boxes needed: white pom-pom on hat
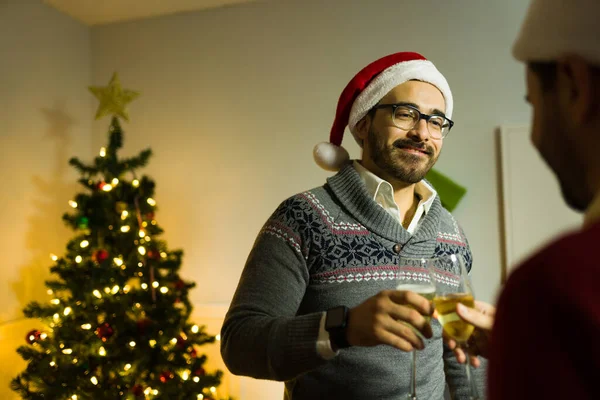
[313,142,350,171]
[313,51,453,171]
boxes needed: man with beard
[221,52,486,399]
[443,0,600,398]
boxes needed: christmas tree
[11,73,225,400]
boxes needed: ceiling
[44,0,265,26]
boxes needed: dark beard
[367,127,438,184]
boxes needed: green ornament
[78,216,89,229]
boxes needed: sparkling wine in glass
[428,253,480,400]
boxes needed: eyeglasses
[370,103,454,139]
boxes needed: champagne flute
[427,253,479,400]
[397,256,436,400]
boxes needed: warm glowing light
[182,370,190,380]
[197,394,203,399]
[141,283,148,290]
[99,147,106,157]
[111,285,119,294]
[193,377,200,383]
[123,285,131,293]
[160,252,167,258]
[120,226,130,232]
[124,363,132,371]
[151,281,159,288]
[69,200,78,208]
[113,258,123,267]
[62,348,73,354]
[170,338,178,345]
[144,387,152,395]
[80,240,89,248]
[149,339,157,347]
[81,324,92,330]
[138,246,146,255]
[90,376,98,385]
[98,346,106,356]
[215,334,221,341]
[50,254,58,261]
[102,184,113,192]
[53,313,60,322]
[160,287,168,294]
[50,299,60,305]
[111,178,119,185]
[104,287,111,294]
[40,333,48,340]
[210,387,217,393]
[75,255,82,263]
[50,361,56,367]
[133,179,140,187]
[191,325,199,334]
[93,290,102,299]
[152,390,159,395]
[129,341,136,347]
[47,289,53,295]
[121,210,129,220]
[71,395,78,400]
[138,230,145,238]
[72,358,78,364]
[64,307,72,316]
[147,198,156,206]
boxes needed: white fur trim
[513,0,600,65]
[348,59,453,146]
[313,142,350,171]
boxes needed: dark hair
[528,62,558,91]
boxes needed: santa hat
[513,0,600,66]
[313,52,453,171]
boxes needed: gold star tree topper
[88,72,140,121]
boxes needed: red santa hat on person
[313,52,453,171]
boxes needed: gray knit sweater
[221,163,486,399]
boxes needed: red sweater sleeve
[488,224,600,400]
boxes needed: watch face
[326,306,346,330]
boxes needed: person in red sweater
[445,0,600,398]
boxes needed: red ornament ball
[176,334,187,348]
[25,329,41,344]
[190,348,197,358]
[159,370,174,383]
[145,212,155,220]
[136,318,153,335]
[146,250,160,260]
[95,322,114,342]
[174,279,185,290]
[97,181,108,190]
[131,384,144,396]
[92,249,109,263]
[193,367,205,376]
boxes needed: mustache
[392,139,434,155]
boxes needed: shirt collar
[352,160,437,213]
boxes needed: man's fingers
[456,303,493,330]
[389,290,433,316]
[474,300,496,317]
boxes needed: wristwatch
[325,306,351,350]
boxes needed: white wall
[0,0,92,398]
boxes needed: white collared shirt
[352,160,437,233]
[317,161,438,359]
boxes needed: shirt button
[393,244,402,253]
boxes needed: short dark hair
[528,62,557,91]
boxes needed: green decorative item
[77,216,89,229]
[425,168,467,212]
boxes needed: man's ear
[355,114,371,142]
[557,55,595,124]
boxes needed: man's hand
[345,290,434,352]
[444,300,495,367]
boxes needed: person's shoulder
[504,221,600,296]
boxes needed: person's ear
[355,113,372,142]
[556,55,595,124]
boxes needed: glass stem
[409,349,417,400]
[463,345,480,400]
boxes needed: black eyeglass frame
[370,103,455,139]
